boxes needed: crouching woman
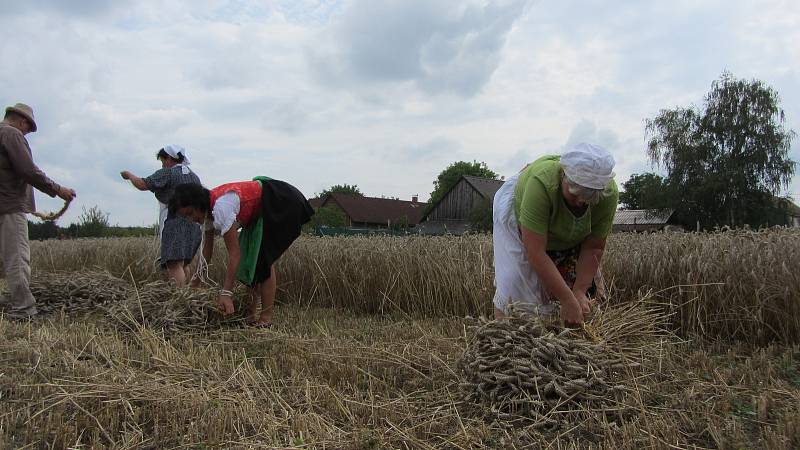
[170,178,314,327]
[492,143,618,326]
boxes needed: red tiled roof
[322,193,427,225]
[308,197,324,209]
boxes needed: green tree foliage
[28,220,60,240]
[304,205,346,232]
[468,198,493,233]
[429,161,499,208]
[319,184,363,198]
[645,72,796,229]
[619,173,671,210]
[28,220,155,240]
[77,205,110,238]
[389,215,410,232]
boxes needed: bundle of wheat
[459,299,670,426]
[31,199,71,221]
[105,281,248,334]
[28,271,132,315]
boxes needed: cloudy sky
[2,0,799,226]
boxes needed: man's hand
[57,186,76,202]
[120,170,131,180]
[217,295,235,316]
[560,296,584,327]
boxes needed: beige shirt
[0,121,60,214]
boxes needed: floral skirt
[546,246,599,298]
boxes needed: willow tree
[645,72,796,229]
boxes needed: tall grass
[28,228,800,342]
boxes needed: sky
[2,0,799,226]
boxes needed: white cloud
[1,0,798,224]
[309,0,529,96]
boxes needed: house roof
[614,209,674,225]
[421,175,505,221]
[788,200,800,216]
[308,197,323,209]
[462,176,505,200]
[776,197,800,216]
[323,193,427,225]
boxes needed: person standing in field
[120,145,202,286]
[492,143,618,326]
[170,177,313,328]
[0,103,77,321]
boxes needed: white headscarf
[560,143,615,190]
[162,144,191,174]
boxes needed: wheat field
[1,228,798,448]
[27,228,800,342]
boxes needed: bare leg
[494,307,505,320]
[256,266,276,326]
[246,284,261,323]
[593,267,606,302]
[166,260,187,287]
[166,261,186,286]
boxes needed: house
[613,209,677,232]
[419,175,505,235]
[790,202,800,227]
[776,197,800,227]
[308,197,324,209]
[318,193,427,229]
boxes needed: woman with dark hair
[170,178,313,327]
[120,145,202,286]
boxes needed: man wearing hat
[0,102,76,320]
[492,143,618,326]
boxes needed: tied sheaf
[24,271,246,333]
[459,315,644,426]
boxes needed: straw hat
[5,103,37,132]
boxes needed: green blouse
[514,155,618,251]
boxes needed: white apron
[157,202,169,241]
[492,172,556,315]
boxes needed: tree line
[319,72,797,232]
[28,205,155,240]
[623,71,796,229]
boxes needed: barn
[419,175,505,235]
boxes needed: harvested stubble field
[0,228,798,448]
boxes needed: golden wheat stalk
[31,199,71,221]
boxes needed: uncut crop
[29,227,800,342]
[7,230,800,449]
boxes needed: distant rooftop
[614,209,674,225]
[461,176,505,200]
